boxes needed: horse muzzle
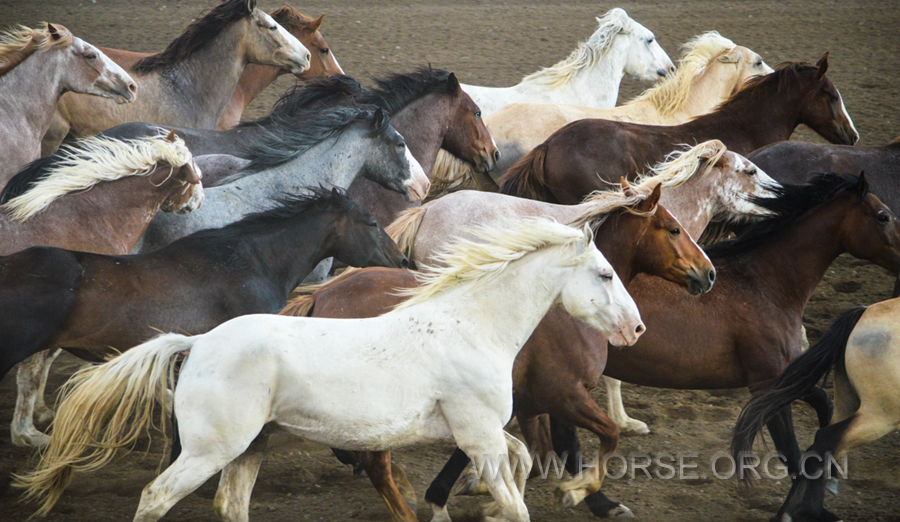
[686,266,716,295]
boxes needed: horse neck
[593,214,639,284]
[390,93,453,174]
[422,247,574,359]
[0,51,67,148]
[521,47,627,107]
[147,22,253,129]
[678,65,739,118]
[660,179,717,239]
[231,63,283,114]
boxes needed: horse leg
[332,447,365,476]
[519,414,557,479]
[799,385,833,429]
[213,431,270,522]
[356,450,418,522]
[481,432,533,522]
[33,348,61,423]
[424,447,470,522]
[603,376,649,435]
[456,430,530,522]
[765,406,803,480]
[11,352,51,447]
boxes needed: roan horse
[0,131,203,447]
[283,141,776,521]
[733,299,900,522]
[17,219,644,522]
[499,54,859,204]
[0,23,136,181]
[40,0,310,153]
[430,31,772,192]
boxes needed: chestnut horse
[499,54,859,204]
[280,181,713,522]
[40,0,310,154]
[0,23,135,181]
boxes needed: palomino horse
[733,300,900,522]
[0,188,405,384]
[18,219,644,522]
[134,106,429,253]
[430,31,772,192]
[499,54,859,204]
[0,131,203,447]
[461,8,674,116]
[40,0,310,153]
[0,23,135,181]
[216,6,343,130]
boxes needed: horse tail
[280,289,319,317]
[385,206,427,265]
[731,306,867,483]
[498,143,552,201]
[427,150,478,196]
[14,333,194,516]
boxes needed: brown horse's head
[620,180,716,295]
[838,173,900,273]
[440,73,500,173]
[270,7,343,79]
[156,131,204,214]
[796,53,859,146]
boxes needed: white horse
[18,219,644,522]
[460,8,675,117]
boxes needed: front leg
[603,377,649,435]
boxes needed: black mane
[713,60,822,112]
[0,155,60,204]
[236,75,362,128]
[705,173,864,258]
[133,0,255,74]
[357,67,458,115]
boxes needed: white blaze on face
[837,90,860,142]
[403,146,430,201]
[264,12,311,74]
[80,39,136,103]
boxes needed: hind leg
[213,430,271,522]
[11,352,52,447]
[356,450,418,522]
[603,377,649,435]
[33,349,61,424]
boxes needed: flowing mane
[705,173,863,258]
[521,8,630,88]
[356,67,459,115]
[0,134,192,222]
[133,0,255,74]
[711,60,820,112]
[629,32,736,115]
[394,219,593,310]
[0,23,74,77]
[236,75,362,128]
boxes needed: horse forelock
[0,23,74,77]
[394,218,590,311]
[630,31,736,115]
[1,134,192,222]
[133,0,255,74]
[521,8,630,88]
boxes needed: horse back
[310,267,418,319]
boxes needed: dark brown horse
[498,54,859,204]
[280,184,715,522]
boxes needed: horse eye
[85,53,97,60]
[475,111,481,118]
[670,228,681,236]
[756,60,763,67]
[746,168,757,177]
[599,273,613,282]
[877,213,891,224]
[647,37,654,44]
[320,48,330,54]
[368,221,379,228]
[269,25,277,31]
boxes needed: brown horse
[280,183,714,522]
[499,54,859,204]
[40,0,310,154]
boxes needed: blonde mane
[3,134,192,222]
[522,8,630,89]
[394,219,592,311]
[629,32,735,115]
[572,140,728,227]
[0,23,74,77]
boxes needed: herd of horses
[0,2,898,522]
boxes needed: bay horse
[0,131,203,447]
[40,0,310,153]
[0,23,135,181]
[17,219,644,522]
[499,54,859,205]
[462,8,673,117]
[430,31,772,193]
[733,299,900,522]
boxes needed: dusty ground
[1,0,899,520]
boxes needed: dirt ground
[1,0,899,521]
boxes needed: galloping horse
[0,23,135,181]
[41,0,310,152]
[17,219,644,522]
[733,299,900,522]
[430,31,772,192]
[499,55,859,204]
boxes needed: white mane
[3,134,192,222]
[395,218,592,310]
[521,8,631,89]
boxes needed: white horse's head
[710,150,781,219]
[559,224,645,347]
[597,8,675,81]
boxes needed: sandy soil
[1,1,899,521]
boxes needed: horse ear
[46,23,62,41]
[816,52,829,79]
[164,129,178,142]
[857,171,869,199]
[717,51,742,64]
[331,187,340,198]
[446,73,460,94]
[246,0,257,14]
[310,15,324,32]
[373,107,386,129]
[637,183,662,212]
[621,177,636,196]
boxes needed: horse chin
[607,331,630,348]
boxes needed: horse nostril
[493,150,501,162]
[400,257,409,269]
[708,268,717,284]
[656,68,667,78]
[635,324,645,335]
[128,83,137,94]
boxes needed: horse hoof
[825,477,839,497]
[429,502,452,522]
[555,487,587,510]
[607,504,634,520]
[618,418,650,435]
[11,429,50,448]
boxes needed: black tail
[730,306,866,481]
